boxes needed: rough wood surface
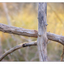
[0,23,38,37]
[0,23,64,45]
[0,41,37,61]
[37,3,48,61]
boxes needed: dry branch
[0,41,37,61]
[0,23,64,45]
[0,23,38,37]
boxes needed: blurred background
[0,3,64,61]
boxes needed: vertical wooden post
[37,3,48,61]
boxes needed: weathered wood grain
[0,23,64,45]
[37,3,48,61]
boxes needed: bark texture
[0,23,38,37]
[0,3,63,62]
[37,3,48,61]
[0,23,64,45]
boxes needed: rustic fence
[0,3,64,61]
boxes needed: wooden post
[37,3,48,61]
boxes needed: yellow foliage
[0,4,64,39]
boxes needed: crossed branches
[0,23,64,61]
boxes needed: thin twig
[0,37,3,56]
[30,51,38,61]
[3,3,11,26]
[61,45,64,61]
[48,3,63,24]
[0,41,37,61]
[4,49,12,61]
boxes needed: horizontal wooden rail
[0,23,64,45]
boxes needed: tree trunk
[37,3,48,61]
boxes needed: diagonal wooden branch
[0,23,64,45]
[0,41,50,61]
[0,41,37,61]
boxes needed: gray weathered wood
[0,23,64,45]
[37,3,48,61]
